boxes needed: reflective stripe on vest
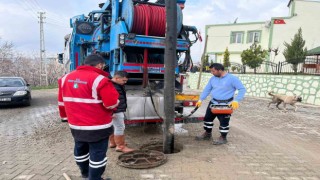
[61,73,70,88]
[63,97,102,104]
[104,99,119,109]
[92,75,105,99]
[69,122,113,130]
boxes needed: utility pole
[197,35,208,89]
[163,0,177,154]
[38,12,48,86]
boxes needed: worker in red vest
[58,54,119,180]
[57,79,68,122]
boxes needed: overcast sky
[0,0,289,61]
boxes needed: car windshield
[0,78,25,87]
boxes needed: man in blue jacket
[195,63,246,145]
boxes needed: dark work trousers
[74,137,109,180]
[203,101,231,137]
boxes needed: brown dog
[268,91,302,112]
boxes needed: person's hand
[229,101,239,110]
[195,100,202,107]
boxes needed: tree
[0,38,14,59]
[0,38,14,76]
[283,27,307,73]
[0,37,64,86]
[231,66,237,72]
[210,59,214,65]
[241,42,268,73]
[47,58,65,86]
[202,54,209,71]
[223,47,231,70]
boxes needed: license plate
[148,67,161,73]
[0,98,11,101]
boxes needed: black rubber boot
[212,136,227,145]
[195,132,212,141]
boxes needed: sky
[0,0,289,62]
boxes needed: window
[230,32,244,44]
[0,78,25,87]
[248,31,261,43]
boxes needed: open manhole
[140,141,183,153]
[117,150,167,169]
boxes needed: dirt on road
[0,89,319,180]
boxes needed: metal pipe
[163,0,177,154]
[100,14,105,35]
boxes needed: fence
[253,61,278,74]
[278,57,320,75]
[229,57,320,75]
[229,62,245,73]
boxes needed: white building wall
[207,23,270,65]
[206,0,320,69]
[271,0,320,63]
[214,53,242,64]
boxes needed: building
[205,0,320,72]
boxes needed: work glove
[195,100,202,107]
[229,101,239,110]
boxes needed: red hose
[132,5,166,37]
[132,4,167,87]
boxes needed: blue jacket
[200,73,246,104]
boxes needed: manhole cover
[140,141,183,153]
[117,150,167,169]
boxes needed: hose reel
[121,0,183,37]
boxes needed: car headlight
[13,91,27,96]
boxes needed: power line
[46,13,69,22]
[45,17,69,29]
[18,0,69,26]
[15,0,38,20]
[30,0,44,11]
[46,17,67,24]
[46,22,70,29]
[21,0,39,12]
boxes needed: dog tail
[268,91,275,96]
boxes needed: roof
[287,0,293,7]
[307,46,320,56]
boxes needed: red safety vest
[58,66,119,142]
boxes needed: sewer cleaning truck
[59,0,203,123]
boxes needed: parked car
[0,77,31,106]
